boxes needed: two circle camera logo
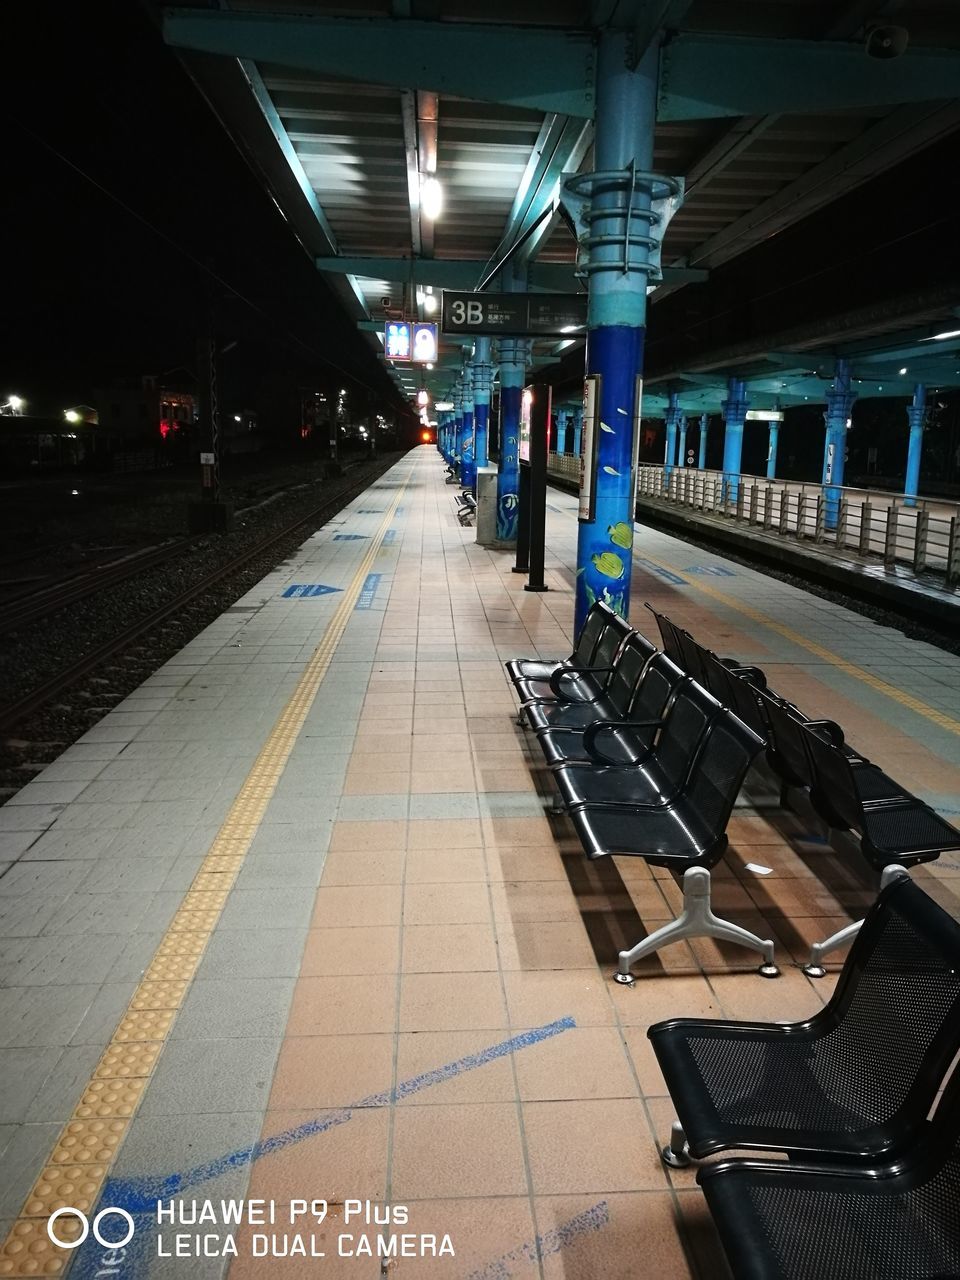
[47,1207,135,1250]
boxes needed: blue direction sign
[441,291,587,337]
[282,584,342,598]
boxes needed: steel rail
[0,467,381,736]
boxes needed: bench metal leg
[661,1119,692,1169]
[615,866,779,984]
[804,864,909,977]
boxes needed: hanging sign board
[441,292,587,337]
[385,321,411,361]
[579,376,600,523]
[411,323,438,364]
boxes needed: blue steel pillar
[566,32,679,634]
[572,407,583,458]
[904,383,926,507]
[472,337,493,478]
[460,371,476,490]
[721,378,749,502]
[698,413,709,470]
[495,337,528,543]
[766,418,780,479]
[822,358,855,529]
[556,407,570,454]
[454,383,464,471]
[677,412,688,467]
[664,392,681,478]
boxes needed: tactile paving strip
[0,480,409,1276]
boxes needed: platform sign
[411,323,438,364]
[441,291,587,337]
[579,375,600,523]
[385,321,411,361]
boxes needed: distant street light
[1,394,24,415]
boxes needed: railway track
[0,539,194,635]
[0,466,381,738]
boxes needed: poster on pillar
[579,376,600,523]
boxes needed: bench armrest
[548,664,615,700]
[805,718,846,747]
[582,718,663,764]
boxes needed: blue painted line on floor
[281,583,342,598]
[355,572,383,609]
[383,528,397,544]
[464,1200,610,1280]
[685,564,736,577]
[635,557,687,586]
[69,1018,577,1279]
[333,533,368,541]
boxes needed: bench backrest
[822,876,960,1153]
[800,721,865,832]
[589,610,635,677]
[757,692,817,790]
[573,601,619,666]
[654,680,725,795]
[680,707,765,837]
[644,603,685,667]
[604,634,658,717]
[700,653,768,741]
[675,628,711,684]
[628,652,685,722]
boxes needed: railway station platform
[2,444,960,1279]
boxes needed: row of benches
[506,601,960,981]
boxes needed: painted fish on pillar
[564,31,682,635]
[575,326,644,626]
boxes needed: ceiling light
[928,328,960,341]
[421,176,443,221]
[423,294,438,314]
[899,367,907,375]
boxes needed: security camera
[865,24,909,58]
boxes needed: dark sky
[2,0,402,418]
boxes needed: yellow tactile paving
[0,479,408,1277]
[74,1079,147,1120]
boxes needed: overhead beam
[163,8,595,117]
[318,256,706,289]
[659,33,960,120]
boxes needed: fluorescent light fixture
[927,328,960,341]
[421,176,443,221]
[745,410,784,422]
[435,401,454,411]
[899,367,907,375]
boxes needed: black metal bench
[508,604,635,718]
[554,686,775,980]
[660,877,960,1279]
[534,651,685,769]
[649,874,960,1173]
[522,632,657,747]
[506,599,617,689]
[454,490,476,524]
[699,1064,960,1279]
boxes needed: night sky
[3,1,402,420]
